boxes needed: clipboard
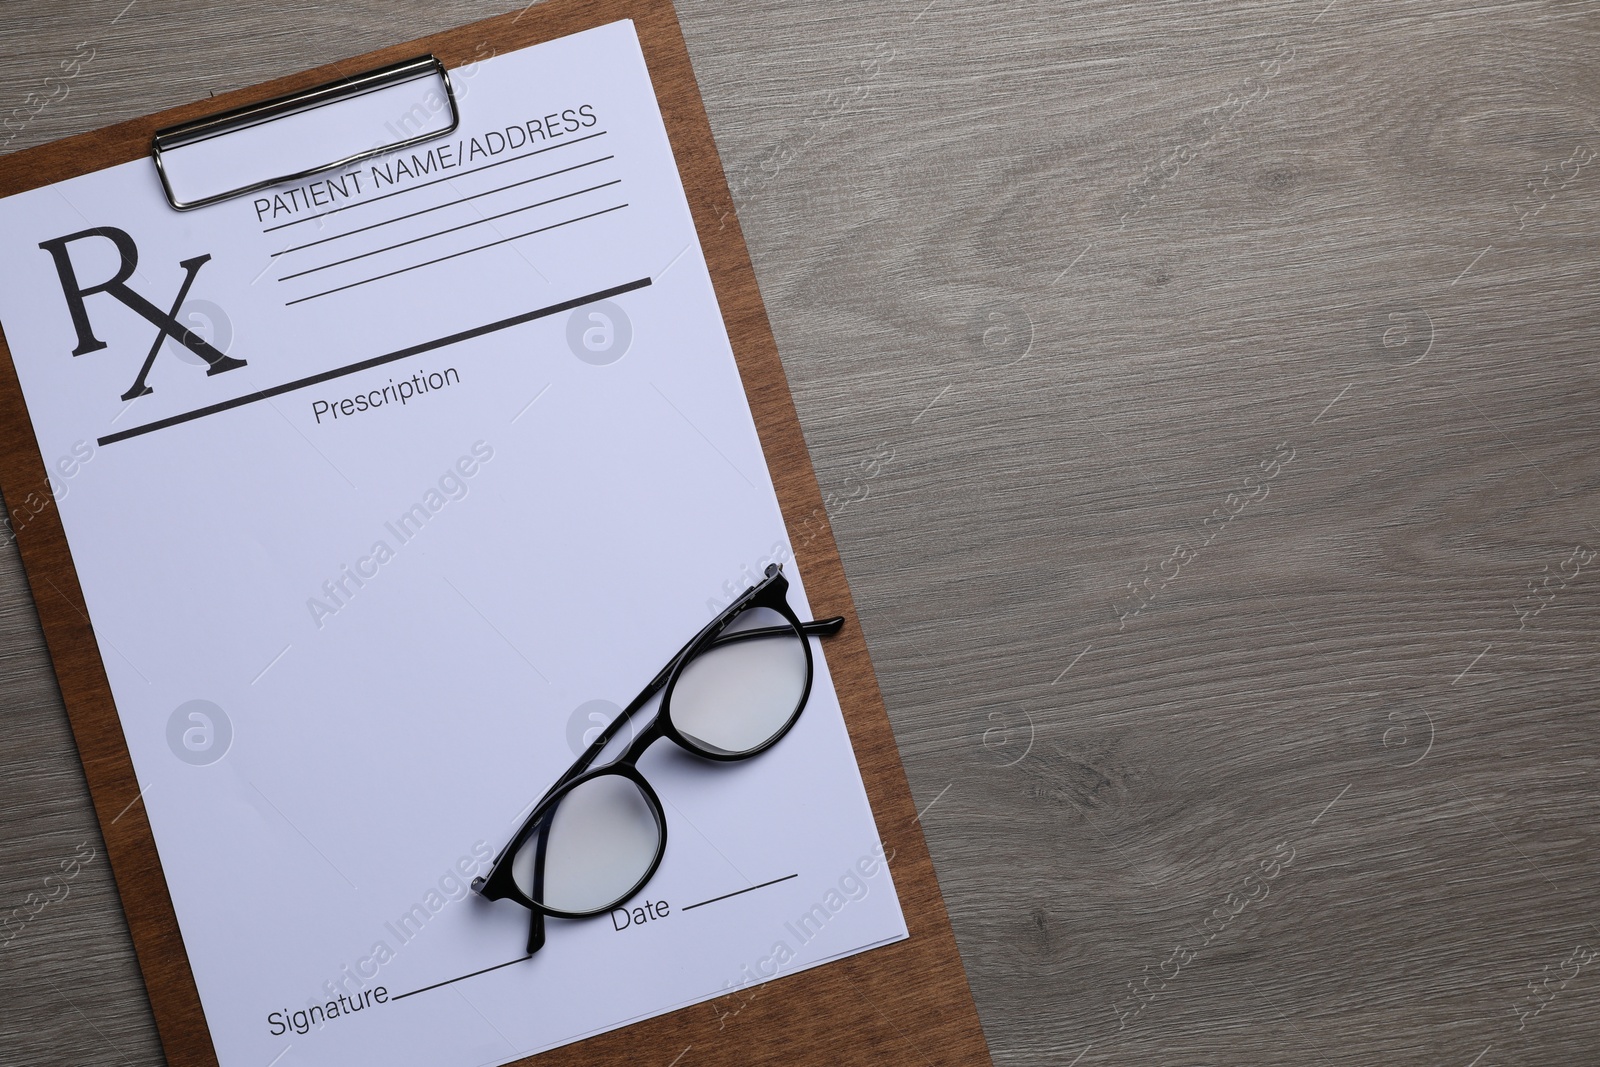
[0,1,992,1064]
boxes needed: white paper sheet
[0,21,905,1067]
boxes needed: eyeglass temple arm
[542,644,685,796]
[800,616,846,637]
[526,817,551,955]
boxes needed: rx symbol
[38,226,246,401]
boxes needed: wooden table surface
[3,1,1597,1064]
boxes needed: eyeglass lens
[669,606,808,757]
[512,773,661,913]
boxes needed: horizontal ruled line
[97,277,651,446]
[284,204,629,305]
[682,873,798,911]
[391,954,531,1000]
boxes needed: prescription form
[0,21,905,1067]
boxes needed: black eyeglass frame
[471,564,845,953]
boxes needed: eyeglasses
[472,564,845,954]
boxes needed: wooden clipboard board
[0,1,992,1064]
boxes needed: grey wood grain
[4,1,1599,1064]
